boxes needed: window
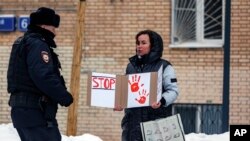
[172,104,223,134]
[170,0,225,48]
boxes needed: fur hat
[30,7,60,27]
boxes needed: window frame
[170,0,225,48]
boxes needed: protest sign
[87,66,163,108]
[140,114,186,141]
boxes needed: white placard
[127,73,151,108]
[90,72,116,108]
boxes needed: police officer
[7,7,73,141]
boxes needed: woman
[115,30,179,141]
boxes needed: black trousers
[16,126,61,141]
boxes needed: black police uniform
[7,16,73,141]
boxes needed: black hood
[130,30,163,65]
[146,30,163,61]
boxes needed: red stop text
[92,76,116,90]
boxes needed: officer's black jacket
[7,25,72,127]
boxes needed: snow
[0,123,102,141]
[0,123,229,141]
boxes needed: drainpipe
[222,0,231,133]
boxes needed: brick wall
[0,0,249,141]
[230,0,250,124]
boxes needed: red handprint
[135,89,149,104]
[128,74,144,92]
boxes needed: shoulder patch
[41,51,49,63]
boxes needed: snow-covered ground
[0,123,229,141]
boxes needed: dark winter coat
[121,30,178,141]
[7,25,73,128]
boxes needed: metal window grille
[172,104,223,134]
[171,0,225,48]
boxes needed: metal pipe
[222,0,231,133]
